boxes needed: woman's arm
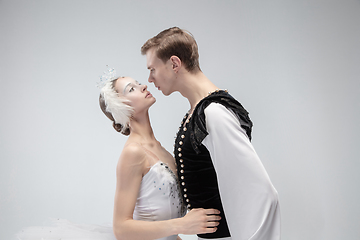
[113,144,220,240]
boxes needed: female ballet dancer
[99,72,220,240]
[16,70,220,240]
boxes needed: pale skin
[145,48,220,115]
[112,77,221,240]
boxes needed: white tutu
[16,218,116,240]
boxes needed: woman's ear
[170,55,181,73]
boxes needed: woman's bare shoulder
[117,142,147,172]
[122,142,146,156]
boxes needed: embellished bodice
[16,162,184,240]
[133,161,185,240]
[174,90,253,239]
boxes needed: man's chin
[161,90,174,96]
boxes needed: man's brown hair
[141,27,201,72]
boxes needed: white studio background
[1,0,359,239]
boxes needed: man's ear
[170,55,181,73]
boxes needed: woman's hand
[178,208,221,235]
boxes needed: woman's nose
[141,84,147,92]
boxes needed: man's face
[146,48,175,96]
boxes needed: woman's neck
[128,112,157,144]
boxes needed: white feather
[100,80,133,134]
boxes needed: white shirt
[202,103,281,240]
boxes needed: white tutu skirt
[16,219,117,240]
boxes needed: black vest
[174,90,253,238]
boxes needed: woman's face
[114,77,156,115]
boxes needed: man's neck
[176,71,219,113]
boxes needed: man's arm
[202,103,281,240]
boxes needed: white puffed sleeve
[202,103,281,240]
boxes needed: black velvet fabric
[190,90,253,154]
[174,90,253,238]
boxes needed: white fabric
[202,103,281,240]
[133,161,184,240]
[198,237,232,240]
[16,162,183,240]
[16,219,116,240]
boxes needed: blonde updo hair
[99,77,133,135]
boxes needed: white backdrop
[1,0,359,239]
